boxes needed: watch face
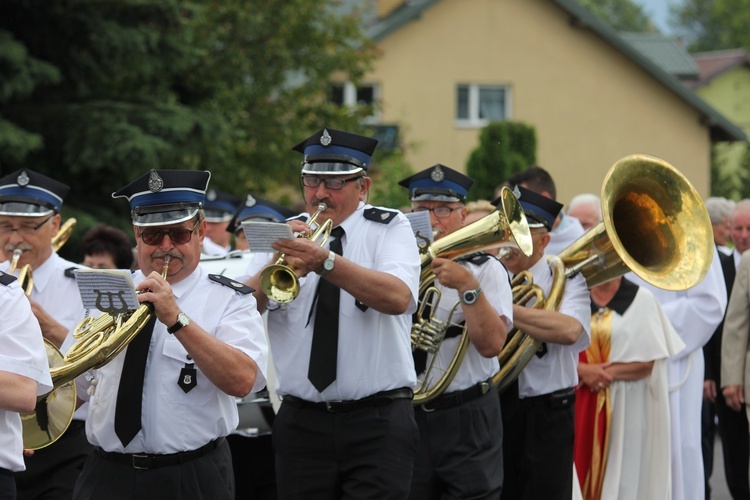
[324,259,334,270]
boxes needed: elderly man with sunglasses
[72,170,267,500]
[244,128,421,499]
[0,169,93,500]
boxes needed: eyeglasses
[0,215,54,236]
[138,220,200,246]
[412,206,462,219]
[301,176,362,191]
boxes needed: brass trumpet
[260,203,332,304]
[22,257,171,449]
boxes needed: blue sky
[630,0,684,33]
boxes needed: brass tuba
[493,154,714,393]
[260,203,332,304]
[412,187,533,405]
[22,257,171,449]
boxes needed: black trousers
[712,393,750,499]
[14,420,92,500]
[0,468,15,500]
[410,390,503,500]
[500,387,575,500]
[227,434,277,500]
[273,398,418,500]
[72,439,233,500]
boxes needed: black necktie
[308,226,344,392]
[114,313,157,446]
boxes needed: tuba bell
[412,187,533,405]
[493,154,714,393]
[22,257,171,449]
[260,203,332,304]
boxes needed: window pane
[357,86,375,105]
[329,84,345,106]
[478,87,505,120]
[457,85,469,119]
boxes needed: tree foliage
[670,0,750,52]
[465,122,537,202]
[0,0,381,259]
[577,0,655,33]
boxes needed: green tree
[671,0,750,51]
[577,0,656,32]
[465,122,537,202]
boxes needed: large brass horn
[260,203,332,304]
[22,257,171,450]
[412,187,533,405]
[493,154,714,393]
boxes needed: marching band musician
[0,272,52,499]
[73,170,267,500]
[202,189,242,256]
[243,127,421,499]
[0,169,90,500]
[398,164,513,499]
[498,186,591,500]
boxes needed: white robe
[600,287,684,500]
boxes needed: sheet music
[406,211,434,245]
[74,269,139,313]
[241,221,294,253]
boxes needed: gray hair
[705,197,735,224]
[568,193,602,217]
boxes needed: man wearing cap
[0,271,52,499]
[497,186,591,500]
[398,164,513,499]
[244,128,420,499]
[0,169,91,500]
[202,189,242,256]
[72,169,268,500]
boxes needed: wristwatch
[460,287,483,305]
[319,250,336,276]
[168,312,190,334]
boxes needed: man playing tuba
[399,164,513,499]
[498,186,591,500]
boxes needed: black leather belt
[282,387,413,413]
[519,387,576,409]
[95,437,224,470]
[418,379,493,412]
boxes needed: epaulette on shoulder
[363,207,397,224]
[0,271,17,286]
[64,267,79,279]
[290,214,308,223]
[455,252,493,265]
[208,274,255,295]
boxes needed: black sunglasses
[138,220,200,246]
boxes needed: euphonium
[260,203,332,304]
[412,187,533,405]
[493,154,714,393]
[22,256,171,450]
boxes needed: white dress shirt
[422,255,513,392]
[517,257,591,398]
[246,202,420,402]
[0,278,52,471]
[82,265,268,454]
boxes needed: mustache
[151,251,182,263]
[4,243,33,253]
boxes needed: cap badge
[207,189,217,201]
[148,170,164,193]
[513,185,522,199]
[245,194,256,208]
[320,128,332,147]
[17,171,30,187]
[431,165,445,183]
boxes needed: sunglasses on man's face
[138,220,200,246]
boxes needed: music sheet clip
[406,211,434,246]
[73,269,139,314]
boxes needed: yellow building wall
[367,0,712,205]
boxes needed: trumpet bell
[260,264,300,304]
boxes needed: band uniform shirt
[81,265,268,454]
[517,257,591,398]
[0,278,52,471]
[1,251,88,420]
[245,202,420,402]
[422,255,513,392]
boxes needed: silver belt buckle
[325,400,343,412]
[131,454,150,470]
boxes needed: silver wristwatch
[319,250,336,276]
[460,287,482,305]
[168,312,190,334]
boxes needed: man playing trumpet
[244,127,421,499]
[399,164,514,499]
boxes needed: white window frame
[330,82,380,124]
[455,84,512,128]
